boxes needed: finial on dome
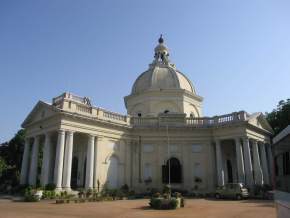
[158,34,164,44]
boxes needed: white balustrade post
[252,140,263,185]
[235,138,245,184]
[242,137,254,187]
[29,136,40,186]
[41,132,52,186]
[259,142,270,184]
[54,130,66,190]
[215,140,225,186]
[85,135,95,189]
[63,131,74,190]
[20,138,31,185]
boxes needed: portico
[214,137,272,188]
[20,129,103,191]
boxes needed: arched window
[137,113,142,117]
[164,110,169,114]
[162,157,182,183]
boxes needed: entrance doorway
[162,157,182,183]
[226,159,233,183]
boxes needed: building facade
[20,36,274,193]
[273,125,290,217]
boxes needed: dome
[131,65,195,94]
[131,35,195,95]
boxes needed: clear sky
[1,0,290,143]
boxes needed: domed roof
[131,35,195,95]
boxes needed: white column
[235,138,245,184]
[259,142,270,184]
[252,140,263,185]
[62,131,74,190]
[266,144,274,184]
[242,137,254,187]
[20,138,31,184]
[85,135,95,189]
[54,130,66,190]
[41,132,52,186]
[93,137,102,190]
[28,136,40,186]
[215,140,225,186]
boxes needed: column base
[54,187,63,193]
[63,187,72,192]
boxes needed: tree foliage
[0,157,7,177]
[266,99,290,135]
[0,129,25,189]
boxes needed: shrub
[149,198,162,209]
[86,188,93,198]
[163,185,171,194]
[169,198,178,209]
[45,183,56,191]
[120,184,129,194]
[152,192,161,198]
[24,188,39,202]
[149,197,179,210]
[172,192,182,198]
[180,197,185,207]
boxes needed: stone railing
[51,93,248,128]
[102,110,128,122]
[131,111,248,127]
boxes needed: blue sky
[1,0,290,142]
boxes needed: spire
[153,34,170,64]
[158,34,164,44]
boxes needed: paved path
[0,198,276,218]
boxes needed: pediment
[21,101,59,127]
[247,112,274,134]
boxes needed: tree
[0,157,7,177]
[266,99,290,135]
[0,129,25,189]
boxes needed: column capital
[24,137,30,144]
[58,129,66,134]
[88,134,96,140]
[67,131,75,136]
[235,137,242,143]
[33,135,41,143]
[44,131,52,138]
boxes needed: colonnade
[215,137,273,187]
[20,130,99,190]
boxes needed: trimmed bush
[168,198,178,209]
[149,197,179,210]
[149,198,162,209]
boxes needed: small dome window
[164,110,169,114]
[137,113,142,117]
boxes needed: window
[143,144,154,152]
[283,152,290,175]
[164,110,169,114]
[137,113,142,117]
[143,163,152,180]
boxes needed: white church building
[20,36,274,193]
